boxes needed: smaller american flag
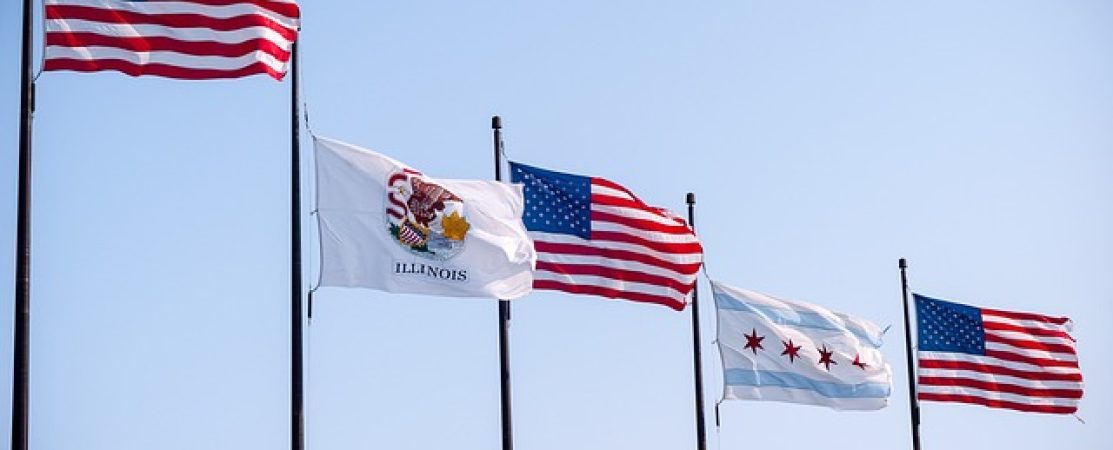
[915,294,1083,414]
[509,162,702,310]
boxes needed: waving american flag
[915,294,1083,414]
[43,0,300,80]
[509,161,702,311]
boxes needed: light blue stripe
[724,369,891,399]
[714,292,884,348]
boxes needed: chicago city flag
[714,281,892,410]
[314,136,536,299]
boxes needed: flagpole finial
[686,192,696,205]
[492,116,502,129]
[899,258,907,269]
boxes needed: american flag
[915,294,1083,414]
[509,162,703,311]
[43,0,300,80]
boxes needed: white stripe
[718,310,889,380]
[918,385,1080,406]
[918,368,1084,391]
[530,232,703,264]
[532,271,689,300]
[592,204,689,229]
[46,20,294,49]
[591,220,700,244]
[918,351,1081,375]
[536,253,694,283]
[985,329,1076,346]
[720,348,890,382]
[590,184,633,200]
[833,312,885,343]
[981,314,1071,334]
[723,385,889,411]
[47,0,300,24]
[44,45,287,73]
[984,336,1077,360]
[984,341,1078,363]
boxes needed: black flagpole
[686,193,707,450]
[492,116,513,450]
[12,0,35,448]
[290,43,306,450]
[898,258,922,450]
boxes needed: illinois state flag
[714,281,892,410]
[314,136,536,299]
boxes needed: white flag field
[313,136,536,299]
[713,280,893,411]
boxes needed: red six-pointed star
[743,328,765,354]
[780,339,802,363]
[817,344,838,371]
[852,353,869,370]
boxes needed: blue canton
[914,294,985,355]
[509,162,592,239]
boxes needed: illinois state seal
[386,170,470,260]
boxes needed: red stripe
[982,308,1071,326]
[984,349,1079,369]
[918,393,1077,414]
[983,321,1074,342]
[533,241,701,275]
[591,209,693,235]
[591,185,691,229]
[665,214,688,227]
[43,57,283,80]
[591,193,691,231]
[590,230,703,254]
[591,193,658,212]
[46,5,298,42]
[592,178,646,203]
[984,333,1076,356]
[164,0,301,19]
[918,359,1083,382]
[46,32,290,61]
[533,279,686,311]
[919,376,1083,399]
[535,261,694,295]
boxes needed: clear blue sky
[2,1,1111,449]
